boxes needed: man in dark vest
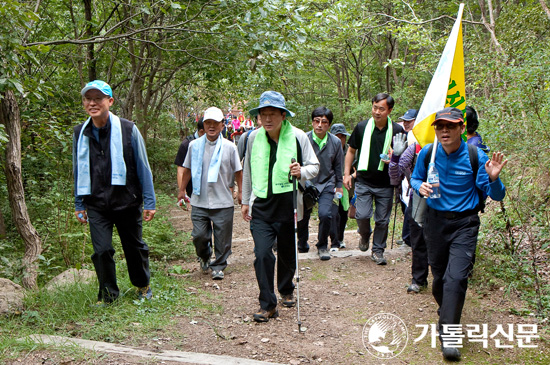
[73,80,156,306]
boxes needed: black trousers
[87,206,150,302]
[331,200,348,247]
[424,208,479,332]
[250,218,296,311]
[401,201,411,246]
[297,189,336,251]
[409,211,429,286]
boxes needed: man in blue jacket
[73,80,156,306]
[411,107,507,361]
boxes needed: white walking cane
[290,158,303,333]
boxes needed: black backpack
[423,143,485,213]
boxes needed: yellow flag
[413,4,466,147]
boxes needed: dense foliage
[0,0,549,316]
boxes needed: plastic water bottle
[333,191,343,205]
[427,163,441,199]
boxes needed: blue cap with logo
[81,80,113,97]
[399,109,418,121]
[248,91,295,117]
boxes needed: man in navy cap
[241,91,319,322]
[73,80,156,306]
[411,107,508,361]
[329,123,351,251]
[392,108,418,247]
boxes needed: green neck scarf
[251,120,297,198]
[312,132,328,150]
[357,117,393,171]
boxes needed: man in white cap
[178,107,242,280]
[73,80,156,306]
[242,91,319,322]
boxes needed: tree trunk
[0,209,6,239]
[478,0,506,56]
[84,0,97,81]
[540,0,550,21]
[1,90,42,289]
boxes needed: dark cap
[399,109,418,121]
[330,123,350,136]
[432,107,464,125]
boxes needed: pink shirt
[232,119,240,130]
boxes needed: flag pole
[428,2,464,164]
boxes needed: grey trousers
[191,206,234,271]
[355,182,394,254]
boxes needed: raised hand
[392,133,408,157]
[485,151,508,182]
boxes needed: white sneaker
[329,247,339,252]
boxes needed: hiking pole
[391,186,398,250]
[289,158,303,333]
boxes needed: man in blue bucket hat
[241,91,319,322]
[73,80,156,306]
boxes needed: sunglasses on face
[434,122,460,130]
[312,118,330,125]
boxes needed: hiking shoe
[298,244,309,253]
[441,344,461,361]
[318,248,331,261]
[281,294,296,308]
[329,247,339,252]
[358,237,369,252]
[396,240,405,245]
[212,270,224,280]
[137,286,153,300]
[407,283,421,294]
[338,241,346,249]
[199,257,210,273]
[92,300,110,308]
[371,252,387,265]
[253,307,279,323]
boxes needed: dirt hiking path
[163,205,543,364]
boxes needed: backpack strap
[467,143,485,213]
[242,129,253,159]
[423,143,434,170]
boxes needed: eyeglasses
[434,123,460,130]
[312,118,329,125]
[83,96,109,104]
